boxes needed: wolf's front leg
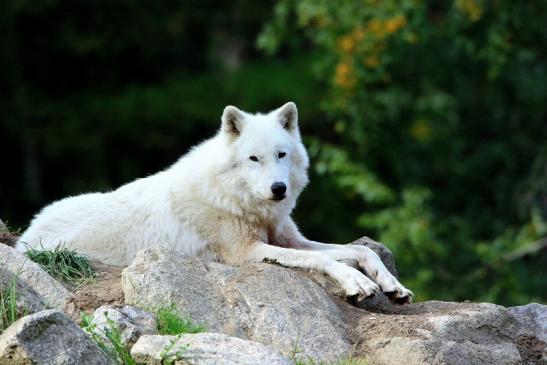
[276,219,413,304]
[248,241,380,301]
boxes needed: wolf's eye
[278,152,286,159]
[249,156,259,162]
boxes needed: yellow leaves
[338,34,356,52]
[363,54,380,68]
[336,61,351,77]
[367,19,386,37]
[363,42,385,68]
[334,60,355,88]
[366,15,407,37]
[385,15,407,33]
[455,0,483,22]
[337,26,365,53]
[337,14,407,54]
[334,14,409,83]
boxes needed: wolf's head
[219,102,309,210]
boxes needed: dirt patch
[64,261,124,322]
[332,296,436,357]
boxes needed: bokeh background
[1,0,546,305]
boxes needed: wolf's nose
[271,182,287,197]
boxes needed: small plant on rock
[81,308,196,365]
[24,244,95,285]
[0,277,25,333]
[81,312,137,365]
[155,304,205,335]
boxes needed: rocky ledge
[0,230,545,364]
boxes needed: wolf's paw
[382,284,413,305]
[369,267,412,304]
[336,265,381,302]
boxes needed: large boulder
[351,300,543,365]
[0,245,72,309]
[90,305,158,349]
[0,267,48,317]
[0,309,113,365]
[122,247,350,363]
[131,333,292,365]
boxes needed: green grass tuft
[155,304,205,335]
[24,244,96,284]
[0,276,27,333]
[81,312,137,365]
[81,310,192,364]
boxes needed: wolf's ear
[222,105,245,137]
[277,102,298,132]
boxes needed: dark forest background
[1,0,546,305]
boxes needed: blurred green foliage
[0,0,319,214]
[260,0,547,304]
[1,0,545,305]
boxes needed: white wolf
[17,102,412,303]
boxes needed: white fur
[17,102,412,302]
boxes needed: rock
[0,245,72,309]
[354,301,526,365]
[350,236,398,278]
[427,303,522,364]
[0,309,113,365]
[508,303,547,343]
[90,305,158,348]
[123,247,350,363]
[131,333,292,365]
[0,267,48,317]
